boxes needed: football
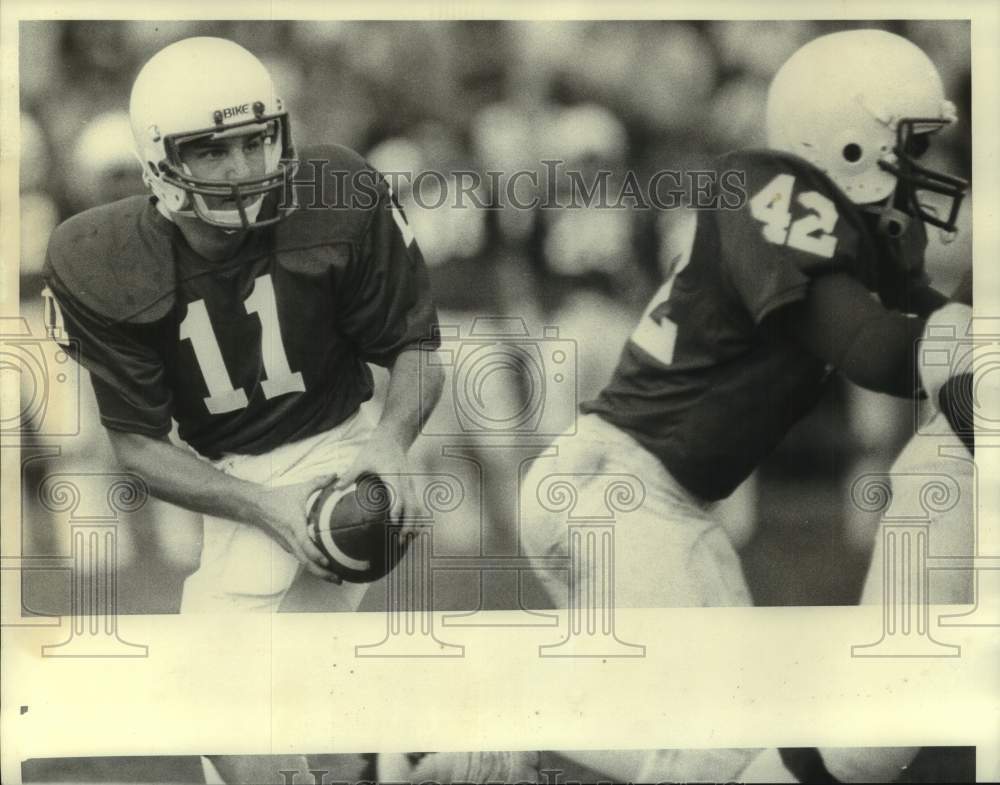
[305,473,405,583]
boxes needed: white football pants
[180,401,378,614]
[521,413,752,609]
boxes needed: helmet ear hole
[842,143,863,163]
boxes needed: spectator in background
[67,111,145,211]
[529,103,656,400]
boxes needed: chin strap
[152,194,259,234]
[191,192,264,227]
[174,159,265,228]
[153,197,174,223]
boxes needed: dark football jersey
[43,145,439,459]
[583,149,929,502]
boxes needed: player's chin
[225,196,253,211]
[201,194,254,212]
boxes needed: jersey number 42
[749,173,838,259]
[631,175,839,366]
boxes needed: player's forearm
[835,311,926,397]
[779,273,926,397]
[375,347,444,450]
[106,430,267,525]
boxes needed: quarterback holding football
[41,36,442,784]
[520,28,971,784]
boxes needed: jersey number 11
[179,273,305,415]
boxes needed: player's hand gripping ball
[306,473,405,583]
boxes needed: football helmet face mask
[877,117,968,237]
[766,30,967,239]
[129,37,298,231]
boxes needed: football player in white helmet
[129,36,298,232]
[43,36,444,785]
[521,28,969,784]
[766,28,966,245]
[767,30,974,785]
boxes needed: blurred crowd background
[17,20,972,616]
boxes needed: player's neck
[174,215,250,261]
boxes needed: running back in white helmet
[129,36,298,230]
[766,30,966,239]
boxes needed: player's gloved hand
[335,431,425,534]
[409,750,542,784]
[254,473,344,583]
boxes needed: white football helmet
[766,30,966,237]
[129,37,297,230]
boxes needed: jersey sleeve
[716,152,861,325]
[42,270,173,437]
[774,272,925,398]
[335,178,440,365]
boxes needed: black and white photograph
[18,746,982,783]
[2,3,997,784]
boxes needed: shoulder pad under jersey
[715,147,874,287]
[275,144,389,253]
[44,195,176,323]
